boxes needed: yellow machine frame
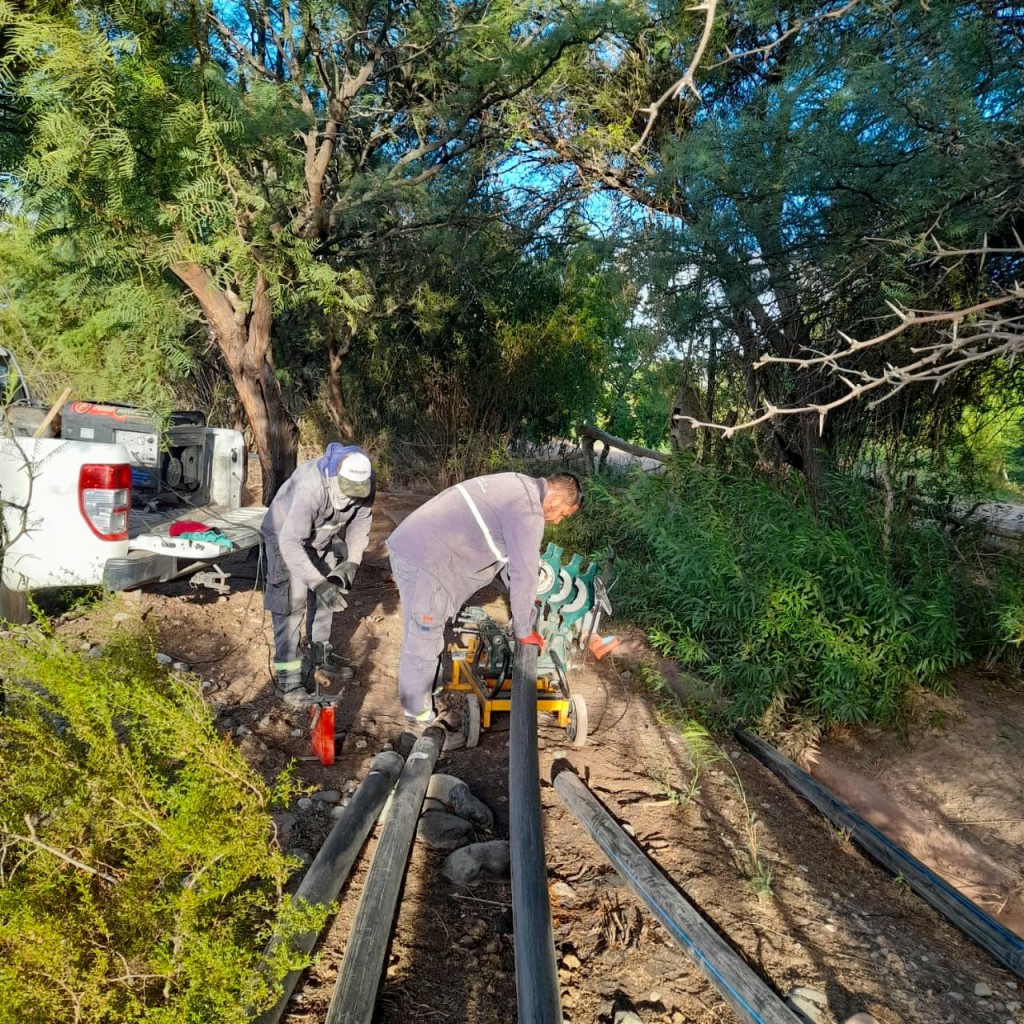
[444,634,587,746]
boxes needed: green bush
[0,629,318,1024]
[562,459,999,726]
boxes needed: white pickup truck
[0,347,266,619]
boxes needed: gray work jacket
[261,458,375,592]
[387,473,546,638]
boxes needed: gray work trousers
[264,539,337,685]
[389,551,455,718]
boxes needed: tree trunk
[669,383,706,451]
[325,322,356,438]
[797,411,829,506]
[172,262,297,503]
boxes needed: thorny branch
[632,0,717,153]
[674,235,1024,437]
[631,0,860,152]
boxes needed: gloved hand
[330,534,348,563]
[333,561,357,590]
[520,629,545,650]
[314,578,349,612]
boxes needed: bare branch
[2,817,119,885]
[632,0,717,153]
[677,280,1024,437]
[715,0,859,66]
[755,292,1022,371]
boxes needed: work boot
[403,708,438,735]
[275,671,315,707]
[401,710,466,753]
[302,650,354,686]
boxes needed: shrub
[561,459,988,726]
[0,629,318,1024]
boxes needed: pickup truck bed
[1,430,264,597]
[103,505,267,591]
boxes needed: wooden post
[32,386,72,439]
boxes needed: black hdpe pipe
[553,768,802,1024]
[735,726,1024,980]
[252,750,404,1024]
[324,729,443,1024]
[509,641,563,1024]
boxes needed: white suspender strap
[456,483,508,565]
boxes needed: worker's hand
[314,578,349,612]
[333,561,357,590]
[330,534,348,562]
[520,629,545,650]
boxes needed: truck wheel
[0,583,30,625]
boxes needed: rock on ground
[442,840,511,885]
[417,810,475,851]
[785,986,828,1024]
[426,773,494,829]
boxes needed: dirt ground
[58,489,1024,1024]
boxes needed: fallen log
[578,423,669,469]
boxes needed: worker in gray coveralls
[386,472,582,727]
[261,443,375,705]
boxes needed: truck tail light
[79,464,131,541]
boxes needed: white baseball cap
[330,451,373,505]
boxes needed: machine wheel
[566,695,588,748]
[462,693,481,749]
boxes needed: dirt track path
[65,490,1023,1024]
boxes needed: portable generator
[60,402,210,507]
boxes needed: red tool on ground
[310,703,337,765]
[306,641,344,766]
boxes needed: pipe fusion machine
[444,544,612,748]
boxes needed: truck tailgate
[103,505,267,591]
[1,437,132,590]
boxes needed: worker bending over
[261,443,375,705]
[386,471,582,727]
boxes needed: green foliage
[630,665,772,897]
[0,628,321,1024]
[521,0,1024,472]
[565,460,988,726]
[4,0,627,490]
[345,211,633,479]
[951,390,1024,496]
[0,217,196,409]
